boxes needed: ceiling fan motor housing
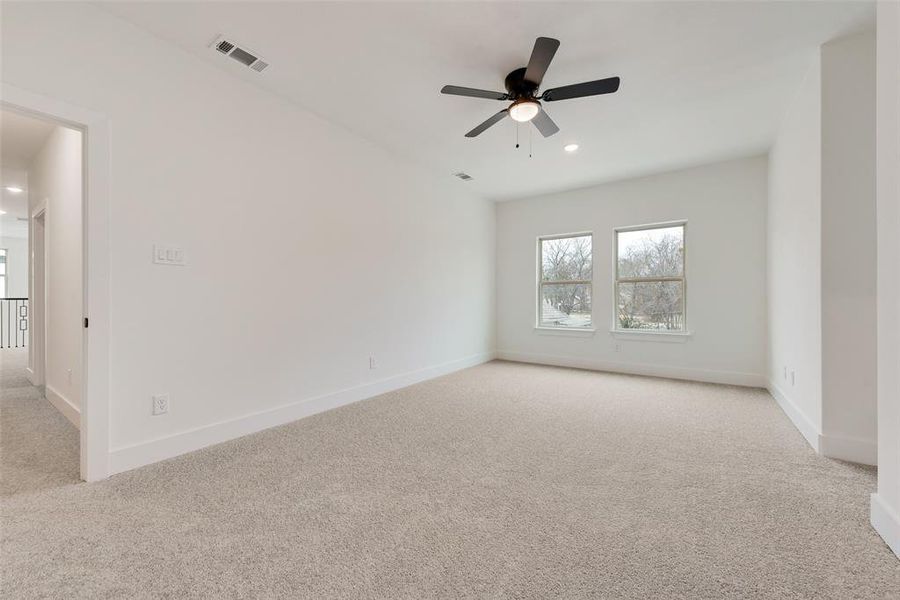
[504,67,539,100]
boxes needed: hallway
[0,348,79,497]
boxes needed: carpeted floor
[2,348,899,598]
[1,349,80,498]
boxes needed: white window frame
[536,231,594,332]
[612,220,688,336]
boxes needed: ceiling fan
[441,37,620,138]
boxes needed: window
[0,249,6,298]
[615,223,685,332]
[538,233,592,329]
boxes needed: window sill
[534,326,596,337]
[609,329,692,343]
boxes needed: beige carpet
[1,349,80,498]
[2,349,899,598]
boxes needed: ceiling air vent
[453,172,474,181]
[210,35,269,73]
[215,40,235,54]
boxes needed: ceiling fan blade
[532,108,559,137]
[441,85,509,100]
[524,37,560,87]
[542,77,620,102]
[465,110,508,138]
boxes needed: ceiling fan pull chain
[529,125,533,159]
[516,122,520,149]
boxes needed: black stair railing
[0,298,29,349]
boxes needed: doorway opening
[1,108,84,488]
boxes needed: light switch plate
[153,244,186,266]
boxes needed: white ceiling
[1,110,54,171]
[0,110,53,238]
[0,166,30,238]
[101,1,873,200]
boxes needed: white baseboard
[45,384,80,429]
[767,379,820,452]
[819,432,877,466]
[496,350,766,387]
[871,493,900,559]
[766,380,876,465]
[25,367,36,385]
[109,351,495,476]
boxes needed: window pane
[617,226,683,278]
[617,281,684,331]
[541,235,592,282]
[540,283,592,328]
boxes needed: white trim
[109,351,495,475]
[536,231,594,329]
[819,433,877,466]
[766,380,876,465]
[46,384,80,429]
[29,206,47,390]
[767,379,820,452]
[612,220,687,333]
[871,493,900,559]
[613,219,688,234]
[497,350,765,387]
[2,83,112,482]
[533,327,596,337]
[609,329,692,342]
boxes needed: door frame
[29,206,47,391]
[2,83,111,482]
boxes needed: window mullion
[542,279,592,285]
[615,276,683,284]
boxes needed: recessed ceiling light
[0,210,6,215]
[564,144,579,153]
[4,186,23,193]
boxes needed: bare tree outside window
[615,224,685,331]
[538,234,592,328]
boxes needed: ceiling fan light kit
[441,36,620,141]
[509,99,540,122]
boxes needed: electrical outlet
[67,368,72,385]
[369,356,377,370]
[614,343,621,353]
[783,366,787,380]
[152,394,169,416]
[790,371,796,386]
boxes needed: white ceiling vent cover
[211,35,269,73]
[453,172,474,181]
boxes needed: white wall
[820,32,877,463]
[766,54,823,446]
[766,32,878,465]
[28,126,83,415]
[496,156,767,386]
[872,0,900,559]
[1,2,495,473]
[0,235,28,298]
